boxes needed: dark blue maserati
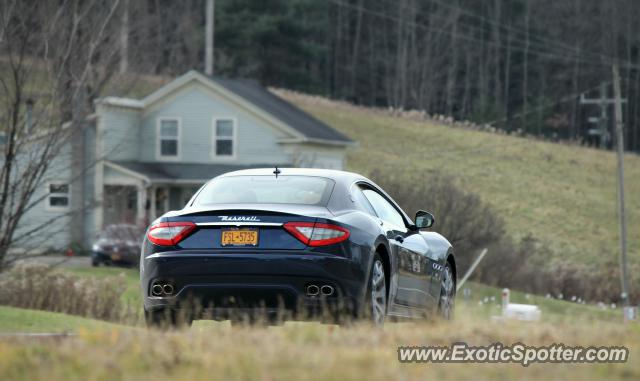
[140,168,455,326]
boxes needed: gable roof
[97,70,354,146]
[211,78,351,144]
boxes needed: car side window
[351,185,376,215]
[361,188,406,228]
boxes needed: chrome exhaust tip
[320,285,334,296]
[151,284,163,296]
[163,284,174,295]
[306,284,319,297]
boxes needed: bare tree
[0,0,122,270]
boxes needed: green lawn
[279,91,640,274]
[0,306,122,333]
[460,281,621,323]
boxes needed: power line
[326,0,640,71]
[421,0,614,65]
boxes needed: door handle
[394,235,404,243]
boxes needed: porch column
[136,182,147,227]
[149,185,157,221]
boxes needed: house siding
[13,142,74,251]
[140,84,291,164]
[282,143,346,169]
[101,105,141,162]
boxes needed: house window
[213,119,235,157]
[157,118,180,159]
[46,183,70,211]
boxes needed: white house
[22,70,354,250]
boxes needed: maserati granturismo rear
[140,168,455,327]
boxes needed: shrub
[369,169,506,272]
[0,263,134,322]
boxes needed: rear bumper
[141,251,367,317]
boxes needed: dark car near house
[140,168,456,327]
[91,224,144,267]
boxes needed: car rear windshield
[193,175,335,206]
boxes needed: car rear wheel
[438,262,455,319]
[366,253,387,325]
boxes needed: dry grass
[276,90,640,277]
[0,267,635,380]
[0,263,139,323]
[0,312,638,381]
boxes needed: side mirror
[414,210,435,229]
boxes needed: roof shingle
[211,77,353,144]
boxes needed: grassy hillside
[278,91,640,274]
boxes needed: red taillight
[147,221,197,246]
[283,222,350,247]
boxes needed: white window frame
[156,117,182,161]
[211,117,237,160]
[45,181,71,212]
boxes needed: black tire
[145,308,192,329]
[364,253,387,325]
[438,261,455,319]
[91,257,100,267]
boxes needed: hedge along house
[28,70,354,250]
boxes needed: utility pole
[612,62,631,318]
[579,82,628,148]
[205,0,214,76]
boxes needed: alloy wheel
[370,259,387,325]
[439,263,455,319]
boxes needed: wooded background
[6,1,640,150]
[107,0,640,152]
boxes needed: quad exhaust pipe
[305,284,334,297]
[151,284,164,296]
[306,284,319,297]
[320,285,334,296]
[151,281,175,297]
[163,284,174,295]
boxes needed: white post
[501,288,510,315]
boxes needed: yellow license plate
[110,253,121,261]
[221,229,259,246]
